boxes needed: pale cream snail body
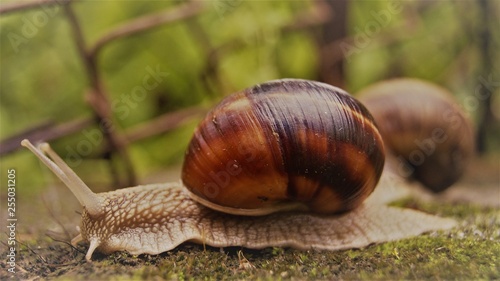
[22,79,469,261]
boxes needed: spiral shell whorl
[182,79,385,214]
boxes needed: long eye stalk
[21,139,103,217]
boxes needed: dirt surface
[1,155,498,280]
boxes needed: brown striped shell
[181,79,385,215]
[358,78,475,192]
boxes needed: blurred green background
[0,0,498,193]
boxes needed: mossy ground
[1,197,498,280]
[1,156,498,280]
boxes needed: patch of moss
[2,198,498,280]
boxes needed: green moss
[3,191,498,280]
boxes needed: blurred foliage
[0,0,498,192]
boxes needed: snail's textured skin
[81,182,456,260]
[182,79,385,214]
[358,79,474,192]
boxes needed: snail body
[21,79,460,261]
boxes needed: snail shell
[358,78,475,192]
[182,79,385,215]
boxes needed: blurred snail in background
[358,78,475,192]
[22,78,465,261]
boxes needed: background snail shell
[182,79,385,214]
[358,78,475,192]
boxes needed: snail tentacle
[21,139,104,217]
[71,233,83,246]
[86,239,101,261]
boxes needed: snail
[22,79,457,261]
[357,78,475,192]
